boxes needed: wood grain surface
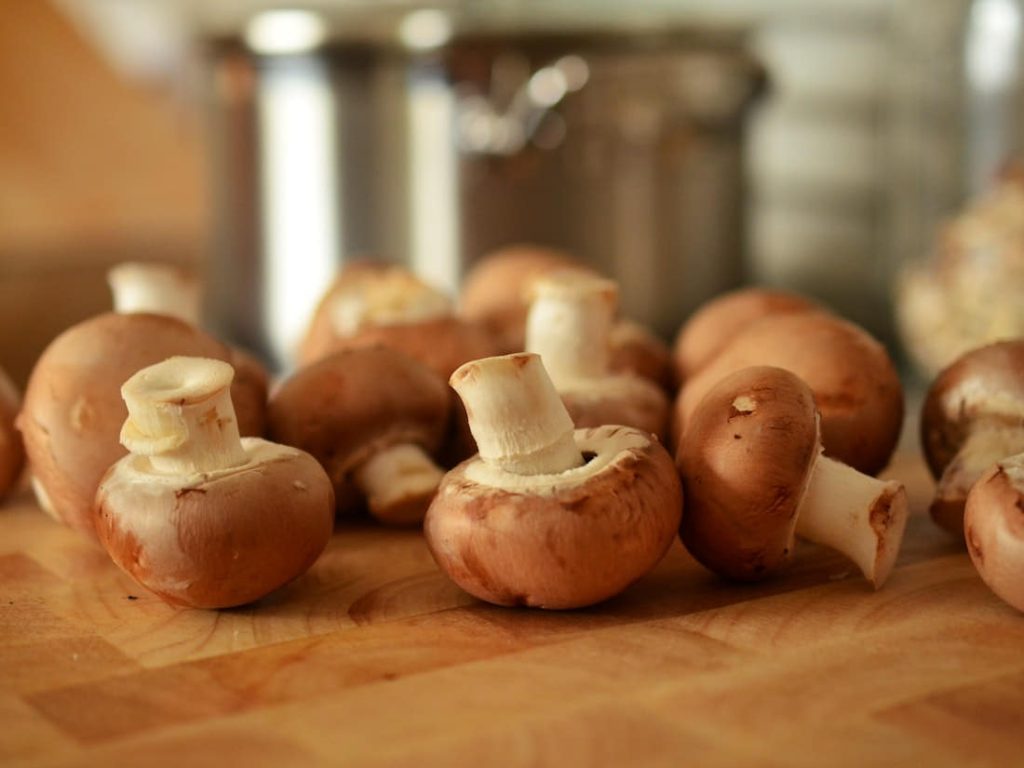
[2,453,1023,767]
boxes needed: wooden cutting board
[2,453,1022,767]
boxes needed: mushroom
[672,287,819,384]
[0,367,24,501]
[459,244,672,389]
[525,271,669,440]
[268,347,450,525]
[675,311,904,475]
[920,340,1024,538]
[678,366,908,587]
[18,313,259,538]
[424,353,682,609]
[107,261,268,437]
[964,454,1024,612]
[94,357,334,609]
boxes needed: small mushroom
[425,353,682,609]
[95,357,334,609]
[525,271,669,440]
[19,313,260,538]
[675,312,904,475]
[0,367,24,501]
[921,340,1024,538]
[678,366,908,587]
[268,347,450,525]
[964,455,1024,612]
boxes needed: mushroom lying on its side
[678,366,908,588]
[525,271,669,440]
[965,455,1024,612]
[921,341,1024,538]
[268,347,450,525]
[425,353,682,609]
[95,357,334,609]
[0,367,24,501]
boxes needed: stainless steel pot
[200,7,764,368]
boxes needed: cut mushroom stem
[450,353,583,476]
[352,443,446,523]
[120,356,249,476]
[108,262,201,324]
[525,272,618,386]
[796,455,908,588]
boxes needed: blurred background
[1,0,1022,382]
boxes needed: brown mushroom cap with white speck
[267,346,450,514]
[425,424,682,609]
[17,313,267,538]
[678,366,820,581]
[675,312,903,476]
[964,455,1024,613]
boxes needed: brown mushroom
[0,367,24,501]
[678,366,908,587]
[671,287,819,384]
[425,353,682,609]
[268,347,450,525]
[609,320,673,393]
[19,313,264,538]
[675,312,904,475]
[920,340,1024,538]
[964,455,1024,612]
[525,271,669,441]
[95,357,333,609]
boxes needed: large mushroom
[425,353,682,609]
[0,367,24,501]
[18,313,264,538]
[920,340,1024,538]
[459,244,673,389]
[671,287,819,384]
[964,454,1024,612]
[525,270,669,440]
[95,357,334,609]
[678,366,908,587]
[675,312,904,475]
[268,347,451,525]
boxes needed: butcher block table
[2,452,1023,767]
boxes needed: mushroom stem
[352,443,445,522]
[795,455,908,588]
[936,425,1024,510]
[120,357,249,475]
[108,262,201,324]
[450,353,584,476]
[328,271,452,336]
[525,273,618,386]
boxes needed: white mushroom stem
[525,272,618,387]
[937,426,1024,502]
[120,356,249,475]
[328,271,452,336]
[450,353,584,476]
[352,443,445,516]
[795,455,908,589]
[108,262,201,324]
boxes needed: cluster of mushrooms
[0,247,1022,614]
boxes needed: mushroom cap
[560,377,670,443]
[0,368,24,500]
[672,287,819,384]
[18,312,265,537]
[676,312,903,476]
[964,456,1024,612]
[678,366,820,581]
[267,347,450,510]
[228,346,269,438]
[425,425,682,609]
[609,320,673,392]
[299,263,453,366]
[459,245,592,350]
[95,438,334,609]
[920,340,1024,480]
